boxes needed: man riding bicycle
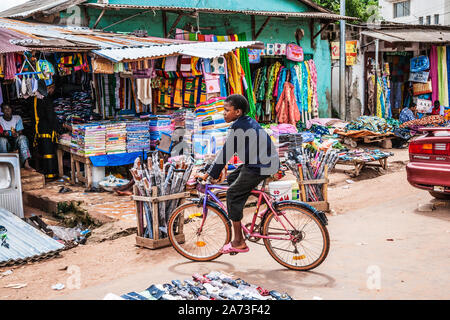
[196,94,280,254]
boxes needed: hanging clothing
[136,78,152,105]
[225,52,245,95]
[430,45,439,103]
[275,81,301,126]
[437,46,449,106]
[308,60,319,118]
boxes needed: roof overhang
[84,3,358,21]
[362,29,450,44]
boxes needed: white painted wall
[379,0,450,25]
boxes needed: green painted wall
[84,2,332,117]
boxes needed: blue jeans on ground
[0,135,31,166]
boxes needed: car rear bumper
[406,162,450,193]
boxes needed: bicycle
[168,175,330,271]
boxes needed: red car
[406,127,450,200]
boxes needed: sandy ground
[1,148,449,300]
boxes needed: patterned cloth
[399,107,416,124]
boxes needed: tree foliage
[311,0,379,22]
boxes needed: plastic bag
[48,225,81,241]
[410,56,430,73]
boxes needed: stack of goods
[253,59,320,124]
[130,154,194,239]
[53,91,95,126]
[118,271,292,300]
[399,115,447,129]
[71,123,106,157]
[345,116,397,134]
[183,110,196,156]
[149,116,174,148]
[126,120,150,153]
[59,133,72,147]
[192,98,231,159]
[286,146,339,202]
[263,123,299,158]
[339,149,393,162]
[105,122,127,154]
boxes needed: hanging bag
[248,49,262,64]
[286,43,304,62]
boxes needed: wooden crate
[297,165,330,212]
[133,185,190,250]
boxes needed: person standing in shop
[0,104,34,170]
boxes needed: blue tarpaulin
[89,152,148,167]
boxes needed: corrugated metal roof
[93,40,263,62]
[85,3,358,21]
[0,208,65,267]
[0,18,263,60]
[0,0,86,19]
[0,28,27,53]
[362,29,450,44]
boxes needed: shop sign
[417,99,432,113]
[331,41,358,65]
[409,71,430,84]
[346,41,358,66]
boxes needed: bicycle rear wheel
[168,202,231,261]
[262,204,330,271]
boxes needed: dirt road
[1,159,449,300]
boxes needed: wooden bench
[56,143,93,189]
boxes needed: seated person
[428,100,445,116]
[399,103,417,124]
[0,104,34,170]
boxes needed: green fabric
[238,33,257,119]
[437,46,449,106]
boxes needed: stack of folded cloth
[149,116,174,148]
[59,133,72,147]
[71,123,106,157]
[193,98,231,158]
[126,120,150,153]
[106,122,127,154]
[53,91,95,126]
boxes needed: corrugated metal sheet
[362,29,450,44]
[0,28,27,53]
[0,0,85,19]
[93,40,263,62]
[85,3,358,21]
[0,208,65,267]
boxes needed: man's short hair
[225,94,249,115]
[1,104,11,111]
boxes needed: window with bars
[393,1,410,18]
[419,17,424,25]
[426,15,431,25]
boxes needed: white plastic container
[91,166,106,188]
[268,180,294,202]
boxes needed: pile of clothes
[345,116,397,134]
[126,120,150,153]
[71,123,106,157]
[118,271,292,300]
[54,91,96,126]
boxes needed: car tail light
[409,142,433,154]
[409,142,450,155]
[434,143,450,155]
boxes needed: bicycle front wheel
[262,204,330,271]
[168,202,231,262]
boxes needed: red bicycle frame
[196,182,297,241]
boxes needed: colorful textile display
[437,46,449,106]
[339,149,393,162]
[345,116,396,134]
[106,122,127,154]
[126,121,150,153]
[149,116,174,148]
[430,45,439,103]
[71,123,106,157]
[53,91,95,126]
